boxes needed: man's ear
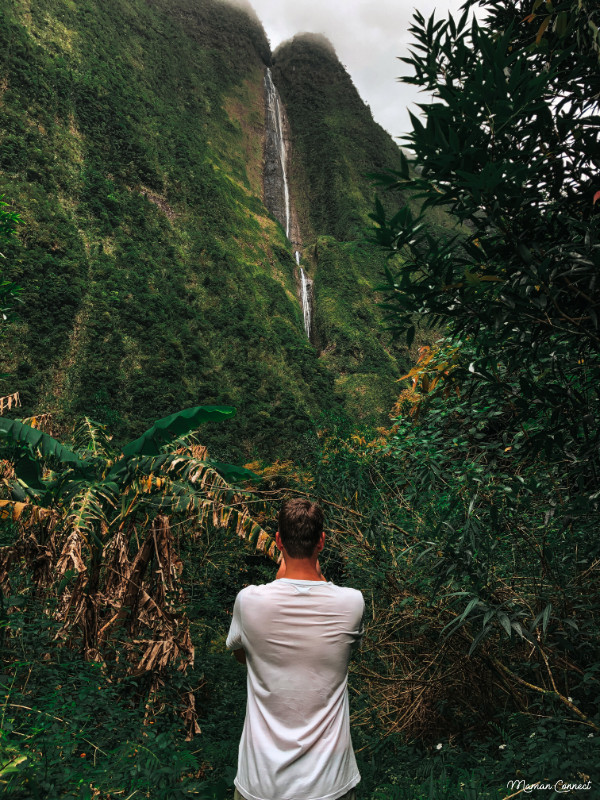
[275,531,283,551]
[316,531,325,553]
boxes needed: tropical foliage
[0,197,20,332]
[362,0,600,789]
[2,0,600,798]
[0,405,274,756]
[373,0,600,486]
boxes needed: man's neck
[279,558,326,582]
[283,570,325,581]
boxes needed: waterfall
[264,68,291,238]
[300,268,312,339]
[263,70,313,340]
[295,250,312,339]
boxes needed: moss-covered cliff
[272,34,410,416]
[0,1,411,460]
[272,33,404,242]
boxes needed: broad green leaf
[120,406,236,458]
[207,460,261,484]
[0,418,83,466]
[13,454,44,490]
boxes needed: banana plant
[0,405,273,552]
[0,406,275,707]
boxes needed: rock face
[263,69,310,339]
[262,68,302,248]
[263,68,291,238]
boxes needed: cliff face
[0,0,409,459]
[272,34,410,415]
[273,34,404,241]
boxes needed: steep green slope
[273,35,409,417]
[0,1,424,457]
[0,0,335,460]
[273,34,405,242]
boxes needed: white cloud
[247,0,466,139]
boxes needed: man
[226,498,365,800]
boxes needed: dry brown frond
[0,392,20,415]
[20,412,55,435]
[182,690,202,741]
[0,433,274,739]
[56,531,87,575]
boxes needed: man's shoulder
[279,580,365,615]
[234,583,263,601]
[333,584,365,614]
[327,583,364,600]
[236,581,364,601]
[236,581,363,599]
[234,582,275,603]
[236,581,275,593]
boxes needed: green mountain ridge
[0,0,409,460]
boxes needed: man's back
[226,578,364,800]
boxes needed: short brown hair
[278,498,324,559]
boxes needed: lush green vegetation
[0,197,21,335]
[2,405,598,797]
[0,407,275,796]
[272,35,424,419]
[0,0,382,458]
[367,0,600,792]
[1,0,599,797]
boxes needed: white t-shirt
[226,578,365,800]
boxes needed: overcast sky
[247,0,465,143]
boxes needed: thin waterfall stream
[296,251,313,339]
[264,68,291,239]
[263,68,313,339]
